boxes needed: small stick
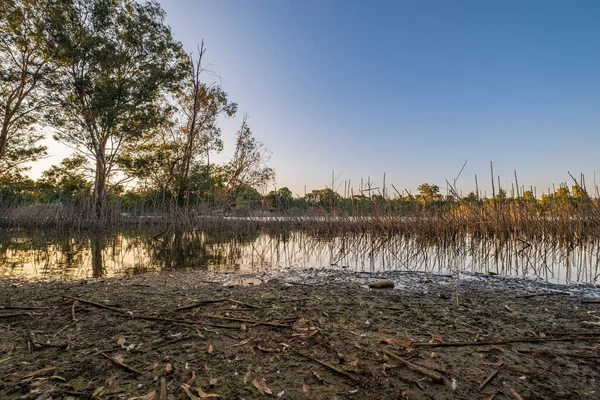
[285,281,314,287]
[227,298,260,309]
[276,297,311,303]
[63,296,125,313]
[381,349,444,383]
[197,314,290,327]
[479,370,500,391]
[101,352,142,375]
[71,301,78,322]
[176,298,227,311]
[582,300,600,304]
[412,335,600,347]
[160,377,167,400]
[0,305,50,310]
[296,352,361,382]
[510,389,524,400]
[516,292,571,298]
[0,313,30,319]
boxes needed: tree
[523,190,535,202]
[225,116,274,201]
[417,183,441,203]
[38,155,89,202]
[46,0,187,216]
[0,0,51,176]
[174,42,237,206]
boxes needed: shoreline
[1,269,600,399]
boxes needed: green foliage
[0,0,51,175]
[46,0,188,213]
[416,183,441,203]
[38,155,89,202]
[225,117,275,202]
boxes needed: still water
[1,228,599,284]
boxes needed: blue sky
[36,0,600,197]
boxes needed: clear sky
[34,0,600,198]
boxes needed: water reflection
[0,228,599,284]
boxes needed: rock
[369,280,394,289]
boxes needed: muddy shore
[1,269,600,399]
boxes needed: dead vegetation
[1,270,599,399]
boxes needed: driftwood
[296,352,361,382]
[381,349,444,383]
[101,352,142,375]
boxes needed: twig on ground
[479,369,500,391]
[101,352,142,375]
[412,335,600,347]
[176,299,227,311]
[295,352,361,382]
[381,349,444,383]
[63,296,126,313]
[516,292,571,298]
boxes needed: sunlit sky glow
[31,0,600,197]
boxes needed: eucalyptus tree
[46,0,187,216]
[0,0,52,176]
[175,42,237,206]
[225,117,275,202]
[120,42,237,207]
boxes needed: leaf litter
[0,269,599,399]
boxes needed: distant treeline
[2,174,599,217]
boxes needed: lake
[0,227,598,284]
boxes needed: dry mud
[1,269,600,399]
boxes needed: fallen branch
[381,349,444,383]
[515,349,600,359]
[227,298,261,309]
[63,295,240,329]
[63,296,126,314]
[176,299,227,311]
[132,315,239,330]
[516,292,571,298]
[295,352,361,382]
[412,335,600,347]
[197,314,290,328]
[0,312,30,319]
[101,352,142,375]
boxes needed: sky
[33,0,600,198]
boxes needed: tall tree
[225,116,274,202]
[175,42,237,206]
[46,0,187,216]
[0,0,51,176]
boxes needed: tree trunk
[91,235,104,278]
[0,116,10,163]
[94,154,107,219]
